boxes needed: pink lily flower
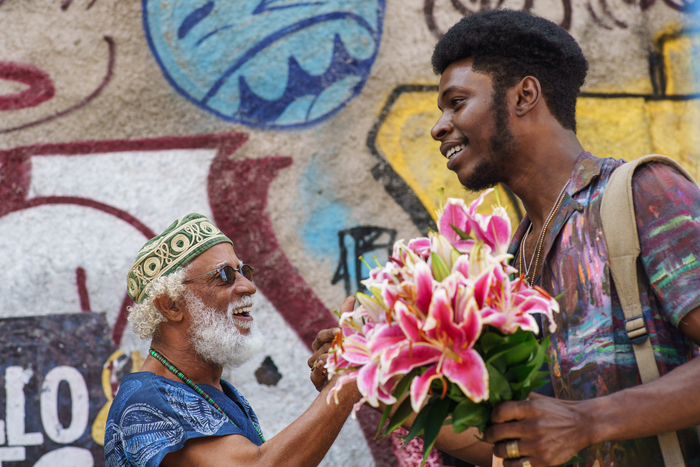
[389,289,489,412]
[475,265,558,334]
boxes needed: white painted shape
[0,447,25,464]
[0,420,5,445]
[0,205,146,322]
[27,149,218,235]
[32,446,94,467]
[40,366,89,444]
[5,367,43,446]
[223,294,375,467]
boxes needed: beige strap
[600,154,695,467]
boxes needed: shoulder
[631,160,698,194]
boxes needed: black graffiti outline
[0,36,115,135]
[423,0,572,38]
[331,226,397,295]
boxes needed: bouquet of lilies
[325,189,559,464]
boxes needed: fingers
[340,295,356,314]
[310,327,340,355]
[502,457,534,467]
[492,440,536,467]
[491,400,530,424]
[309,354,329,392]
[492,439,536,461]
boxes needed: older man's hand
[308,296,355,392]
[483,393,591,467]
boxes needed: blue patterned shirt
[104,372,264,467]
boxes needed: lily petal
[441,348,489,403]
[409,365,441,413]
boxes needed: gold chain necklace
[520,179,570,286]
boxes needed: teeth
[231,306,252,315]
[446,144,465,160]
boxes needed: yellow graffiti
[577,98,700,179]
[92,349,145,446]
[657,26,699,96]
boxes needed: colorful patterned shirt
[104,372,264,467]
[509,152,700,467]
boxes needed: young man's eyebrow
[438,85,464,108]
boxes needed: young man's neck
[505,127,583,229]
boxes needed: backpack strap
[600,154,696,467]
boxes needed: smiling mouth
[231,305,252,318]
[445,144,466,161]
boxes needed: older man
[104,213,359,467]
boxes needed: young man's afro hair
[432,10,588,132]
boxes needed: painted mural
[142,0,385,128]
[0,0,697,466]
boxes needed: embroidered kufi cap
[127,213,232,304]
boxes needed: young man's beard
[184,291,264,368]
[462,88,515,192]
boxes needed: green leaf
[376,403,394,438]
[452,400,490,434]
[509,328,534,344]
[504,339,537,366]
[487,363,512,404]
[392,368,422,401]
[421,396,453,466]
[485,342,530,364]
[479,332,505,353]
[450,224,473,240]
[506,362,538,385]
[430,252,451,282]
[403,398,433,444]
[381,396,415,439]
[448,382,467,401]
[507,338,549,391]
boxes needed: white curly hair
[127,266,189,340]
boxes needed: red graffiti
[0,61,55,111]
[0,133,396,465]
[0,36,115,134]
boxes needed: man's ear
[153,295,184,322]
[514,76,541,117]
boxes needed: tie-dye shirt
[104,372,264,467]
[509,152,700,467]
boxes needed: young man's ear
[153,296,183,322]
[514,75,542,117]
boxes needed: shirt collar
[568,151,603,196]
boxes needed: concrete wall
[0,1,697,466]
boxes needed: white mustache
[227,295,255,315]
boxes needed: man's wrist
[577,396,610,448]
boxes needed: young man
[313,10,700,467]
[105,213,361,467]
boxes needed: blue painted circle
[142,0,384,129]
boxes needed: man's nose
[234,272,257,295]
[431,113,452,141]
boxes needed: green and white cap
[127,213,232,304]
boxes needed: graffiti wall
[0,0,697,466]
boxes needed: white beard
[185,292,264,368]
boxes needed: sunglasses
[183,263,255,286]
